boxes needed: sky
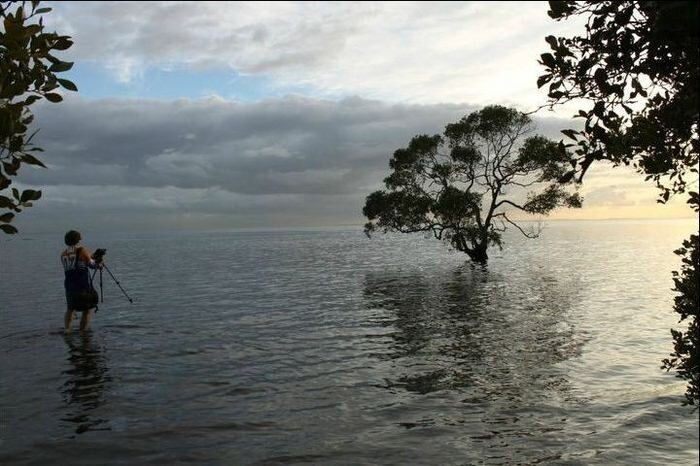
[10,1,696,233]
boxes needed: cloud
[27,96,472,196]
[583,187,637,207]
[11,95,683,233]
[14,96,468,230]
[47,1,585,106]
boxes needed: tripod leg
[103,265,134,303]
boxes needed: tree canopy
[539,1,698,203]
[663,230,699,406]
[0,1,77,234]
[539,0,699,406]
[363,105,582,263]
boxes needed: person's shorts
[65,290,94,312]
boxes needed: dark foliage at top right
[538,1,698,202]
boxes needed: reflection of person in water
[61,332,111,435]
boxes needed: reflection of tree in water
[61,332,111,435]
[363,264,587,403]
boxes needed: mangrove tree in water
[363,105,582,263]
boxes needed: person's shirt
[61,246,96,292]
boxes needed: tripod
[92,264,134,304]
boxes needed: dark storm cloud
[28,96,477,194]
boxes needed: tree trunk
[467,245,488,264]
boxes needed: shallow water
[1,220,698,465]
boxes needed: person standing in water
[61,230,103,333]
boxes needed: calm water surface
[1,220,698,465]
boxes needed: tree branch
[494,199,528,211]
[503,213,541,239]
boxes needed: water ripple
[0,222,697,465]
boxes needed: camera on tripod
[92,248,107,263]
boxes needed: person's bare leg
[79,309,94,331]
[64,309,75,333]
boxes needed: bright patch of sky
[65,63,325,101]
